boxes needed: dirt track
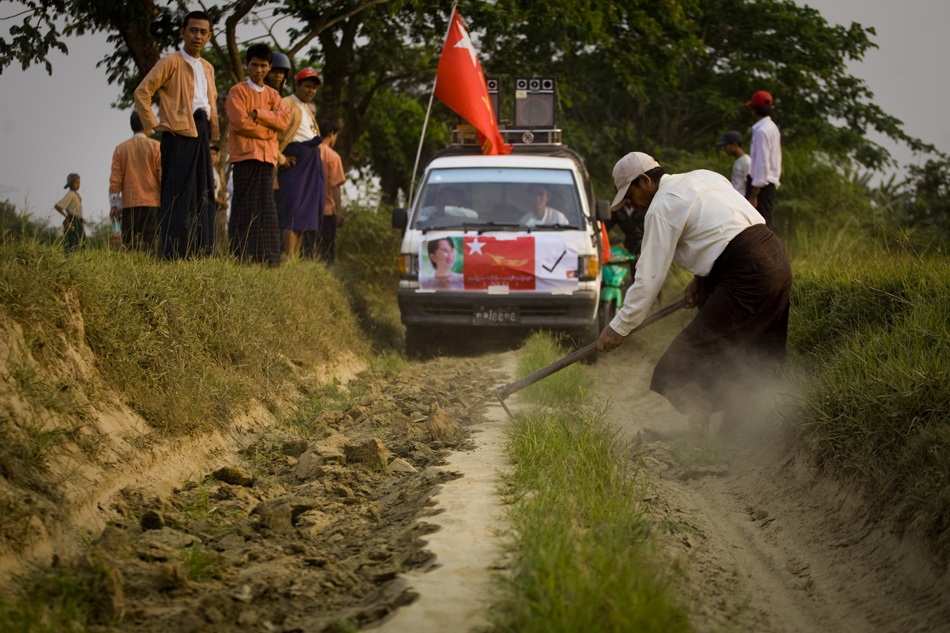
[5,334,950,632]
[592,338,950,633]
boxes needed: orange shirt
[226,81,290,166]
[133,52,220,140]
[320,144,346,216]
[109,134,162,208]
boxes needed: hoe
[494,298,688,418]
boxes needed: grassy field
[788,252,950,559]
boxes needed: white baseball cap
[610,152,660,211]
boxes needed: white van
[393,131,610,356]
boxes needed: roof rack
[451,126,562,147]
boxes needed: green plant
[488,335,690,632]
[0,556,123,631]
[787,254,950,558]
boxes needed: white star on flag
[453,21,478,67]
[467,237,485,255]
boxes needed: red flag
[435,11,511,155]
[463,236,535,290]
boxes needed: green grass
[0,239,367,435]
[0,556,122,632]
[489,334,690,633]
[788,251,950,558]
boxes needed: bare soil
[4,318,949,633]
[594,338,950,633]
[0,330,506,631]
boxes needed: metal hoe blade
[493,298,688,418]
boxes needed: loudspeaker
[514,77,555,128]
[486,77,500,122]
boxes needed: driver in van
[520,184,569,226]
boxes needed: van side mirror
[595,200,611,221]
[392,207,408,230]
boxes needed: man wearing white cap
[597,152,792,437]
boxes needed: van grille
[421,303,569,318]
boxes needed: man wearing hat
[54,173,84,252]
[715,130,751,194]
[275,68,326,260]
[597,152,792,438]
[746,90,782,230]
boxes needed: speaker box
[514,77,555,128]
[486,77,500,122]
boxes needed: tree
[1,0,939,204]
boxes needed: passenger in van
[420,186,478,221]
[520,184,570,226]
[420,237,464,290]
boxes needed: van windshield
[412,167,584,230]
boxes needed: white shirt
[180,49,211,115]
[609,170,765,336]
[291,95,317,143]
[731,154,751,193]
[246,77,265,93]
[749,116,781,188]
[520,207,570,226]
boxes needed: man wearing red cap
[746,90,782,231]
[275,68,326,260]
[598,152,792,439]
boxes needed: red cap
[295,68,321,85]
[745,90,773,107]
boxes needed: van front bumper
[398,289,598,329]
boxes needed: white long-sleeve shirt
[749,116,782,188]
[609,170,765,336]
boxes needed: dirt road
[591,339,950,633]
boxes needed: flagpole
[408,2,458,208]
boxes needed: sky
[1,0,948,225]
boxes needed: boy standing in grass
[54,173,84,252]
[316,119,346,263]
[226,43,290,266]
[109,111,162,252]
[714,130,751,194]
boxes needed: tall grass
[334,199,405,349]
[0,239,366,435]
[489,333,690,632]
[789,252,950,557]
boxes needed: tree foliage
[1,0,939,203]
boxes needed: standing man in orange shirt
[133,10,218,259]
[226,43,290,266]
[316,119,346,264]
[109,111,162,252]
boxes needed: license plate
[473,306,519,325]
